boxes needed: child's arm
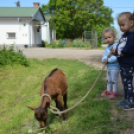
[121,35,134,56]
[102,48,108,64]
[108,55,118,63]
[103,58,108,64]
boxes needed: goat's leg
[63,93,68,110]
[57,94,66,120]
[55,99,58,108]
[55,99,59,116]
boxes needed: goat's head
[27,102,50,128]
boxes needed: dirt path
[22,47,134,133]
[22,48,103,68]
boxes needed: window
[7,33,16,39]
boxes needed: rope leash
[42,51,112,115]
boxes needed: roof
[0,7,44,18]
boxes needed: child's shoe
[116,99,127,107]
[109,92,118,99]
[119,102,134,110]
[101,90,111,97]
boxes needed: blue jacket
[116,31,134,67]
[102,43,120,70]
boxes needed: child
[101,28,120,99]
[112,12,134,110]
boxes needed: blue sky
[1,0,134,30]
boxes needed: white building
[0,3,56,48]
[41,14,56,44]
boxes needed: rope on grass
[42,51,112,115]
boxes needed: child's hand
[111,47,117,56]
[103,58,108,64]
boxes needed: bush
[56,40,65,48]
[45,43,56,48]
[42,40,47,47]
[42,39,93,48]
[0,45,29,67]
[42,40,45,47]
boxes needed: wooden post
[89,40,90,48]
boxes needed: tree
[42,0,113,45]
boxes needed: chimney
[15,1,20,7]
[33,2,40,7]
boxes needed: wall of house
[0,18,43,48]
[51,29,56,42]
[41,21,50,44]
[41,21,56,44]
[0,19,30,47]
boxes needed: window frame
[7,32,16,39]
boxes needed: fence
[84,30,98,48]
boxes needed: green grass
[0,58,131,134]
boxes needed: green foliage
[42,40,46,47]
[48,43,57,48]
[0,59,130,134]
[0,45,29,66]
[45,39,95,48]
[42,0,114,46]
[56,40,65,48]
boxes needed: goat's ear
[45,102,50,109]
[27,106,37,111]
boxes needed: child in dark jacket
[112,12,134,110]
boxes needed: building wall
[0,18,43,48]
[51,29,56,42]
[41,21,50,44]
[0,19,31,47]
[41,21,56,44]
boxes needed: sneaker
[101,90,111,97]
[116,99,127,107]
[119,102,134,110]
[109,92,118,99]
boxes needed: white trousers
[107,69,119,93]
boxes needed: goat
[27,68,68,128]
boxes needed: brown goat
[27,68,68,128]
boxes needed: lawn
[0,58,131,134]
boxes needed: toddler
[112,12,134,110]
[101,28,120,99]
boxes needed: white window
[7,33,16,39]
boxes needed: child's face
[103,32,115,45]
[118,16,134,33]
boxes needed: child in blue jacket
[101,28,120,99]
[112,12,134,110]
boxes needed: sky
[1,0,134,31]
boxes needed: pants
[107,69,119,93]
[120,66,134,103]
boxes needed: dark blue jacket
[116,31,134,67]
